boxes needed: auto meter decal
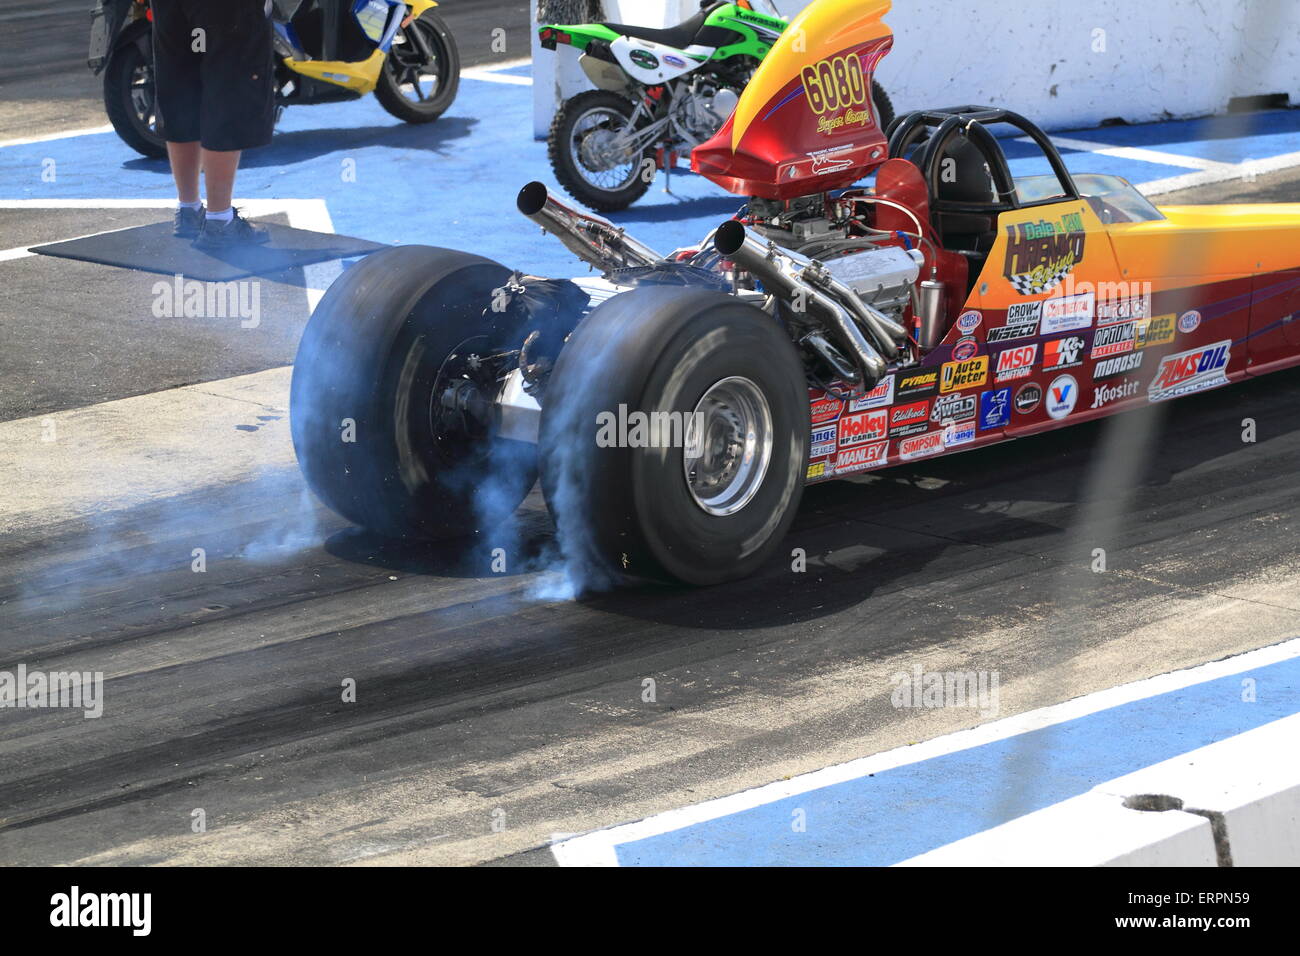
[810,424,837,458]
[994,344,1037,382]
[1042,335,1086,371]
[889,400,930,437]
[838,409,888,446]
[952,337,980,361]
[1014,382,1043,414]
[848,375,895,411]
[988,300,1041,343]
[897,431,945,461]
[1134,314,1177,350]
[834,440,889,475]
[1090,322,1135,359]
[979,387,1012,430]
[957,311,982,334]
[1178,310,1203,334]
[1094,351,1144,380]
[895,369,939,400]
[931,392,976,423]
[1002,210,1087,296]
[810,394,844,424]
[1039,290,1095,334]
[1046,374,1079,420]
[1148,341,1231,403]
[940,356,989,393]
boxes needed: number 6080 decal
[801,54,868,116]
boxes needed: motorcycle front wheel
[375,10,461,124]
[548,89,655,213]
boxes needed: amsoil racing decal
[1003,211,1087,296]
[1148,341,1231,403]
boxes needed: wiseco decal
[838,409,888,446]
[1149,341,1231,403]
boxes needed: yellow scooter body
[283,1,439,96]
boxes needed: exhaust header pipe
[517,182,662,274]
[715,220,889,388]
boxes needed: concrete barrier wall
[532,0,1300,137]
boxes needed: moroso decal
[1042,335,1087,372]
[1094,350,1145,380]
[838,409,888,446]
[889,399,931,437]
[1003,211,1087,297]
[895,369,939,399]
[988,300,1041,342]
[1149,341,1231,403]
[1134,314,1177,350]
[941,356,989,393]
[995,344,1038,382]
[848,376,895,412]
[835,440,889,474]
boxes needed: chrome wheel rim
[684,376,773,517]
[570,105,639,190]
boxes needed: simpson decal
[1002,211,1087,296]
[897,431,945,461]
[1149,341,1231,403]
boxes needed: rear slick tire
[539,287,807,587]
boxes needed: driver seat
[932,137,1001,256]
[602,2,722,50]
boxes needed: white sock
[206,207,234,223]
[178,200,202,212]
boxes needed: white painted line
[461,56,534,85]
[0,125,115,150]
[551,636,1300,866]
[1035,135,1238,172]
[1139,150,1300,196]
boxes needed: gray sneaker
[193,209,271,249]
[173,204,205,239]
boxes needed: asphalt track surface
[1,7,1299,866]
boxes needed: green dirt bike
[539,0,894,211]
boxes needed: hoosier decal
[1149,341,1231,403]
[1003,211,1087,296]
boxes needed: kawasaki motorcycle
[88,0,460,159]
[539,0,894,211]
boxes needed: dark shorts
[153,0,276,152]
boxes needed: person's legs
[167,141,202,205]
[200,148,242,216]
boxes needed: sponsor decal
[957,310,982,334]
[952,336,980,361]
[931,392,977,423]
[1093,351,1145,380]
[1091,321,1136,359]
[1014,381,1043,414]
[663,53,687,67]
[895,369,939,399]
[942,420,976,447]
[1042,335,1086,371]
[979,387,1012,430]
[1097,294,1150,326]
[1046,374,1078,420]
[810,393,844,424]
[847,375,896,412]
[1133,313,1177,350]
[835,440,889,474]
[994,344,1038,382]
[630,49,659,70]
[940,356,989,393]
[897,431,945,461]
[1149,340,1231,403]
[1178,310,1202,334]
[810,424,837,458]
[1090,378,1140,410]
[1040,290,1095,334]
[1002,211,1087,296]
[807,460,828,480]
[889,399,931,437]
[838,409,888,447]
[988,300,1042,343]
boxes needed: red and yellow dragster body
[693,0,1300,483]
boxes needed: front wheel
[872,79,896,135]
[102,24,167,159]
[539,287,808,587]
[548,89,654,213]
[375,10,461,124]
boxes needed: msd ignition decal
[995,344,1038,382]
[835,439,889,475]
[931,392,976,423]
[1014,382,1043,414]
[810,424,837,458]
[1091,322,1136,359]
[1003,210,1087,296]
[848,375,895,411]
[895,369,939,400]
[1094,351,1144,380]
[941,356,989,393]
[957,311,982,334]
[1042,335,1086,372]
[1091,378,1140,410]
[1149,341,1231,403]
[889,400,931,437]
[1046,374,1078,420]
[979,387,1012,430]
[1134,314,1177,350]
[838,409,888,447]
[1040,290,1095,334]
[897,431,945,461]
[988,301,1041,343]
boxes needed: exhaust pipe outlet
[517,182,662,273]
[715,220,888,388]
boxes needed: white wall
[532,0,1300,137]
